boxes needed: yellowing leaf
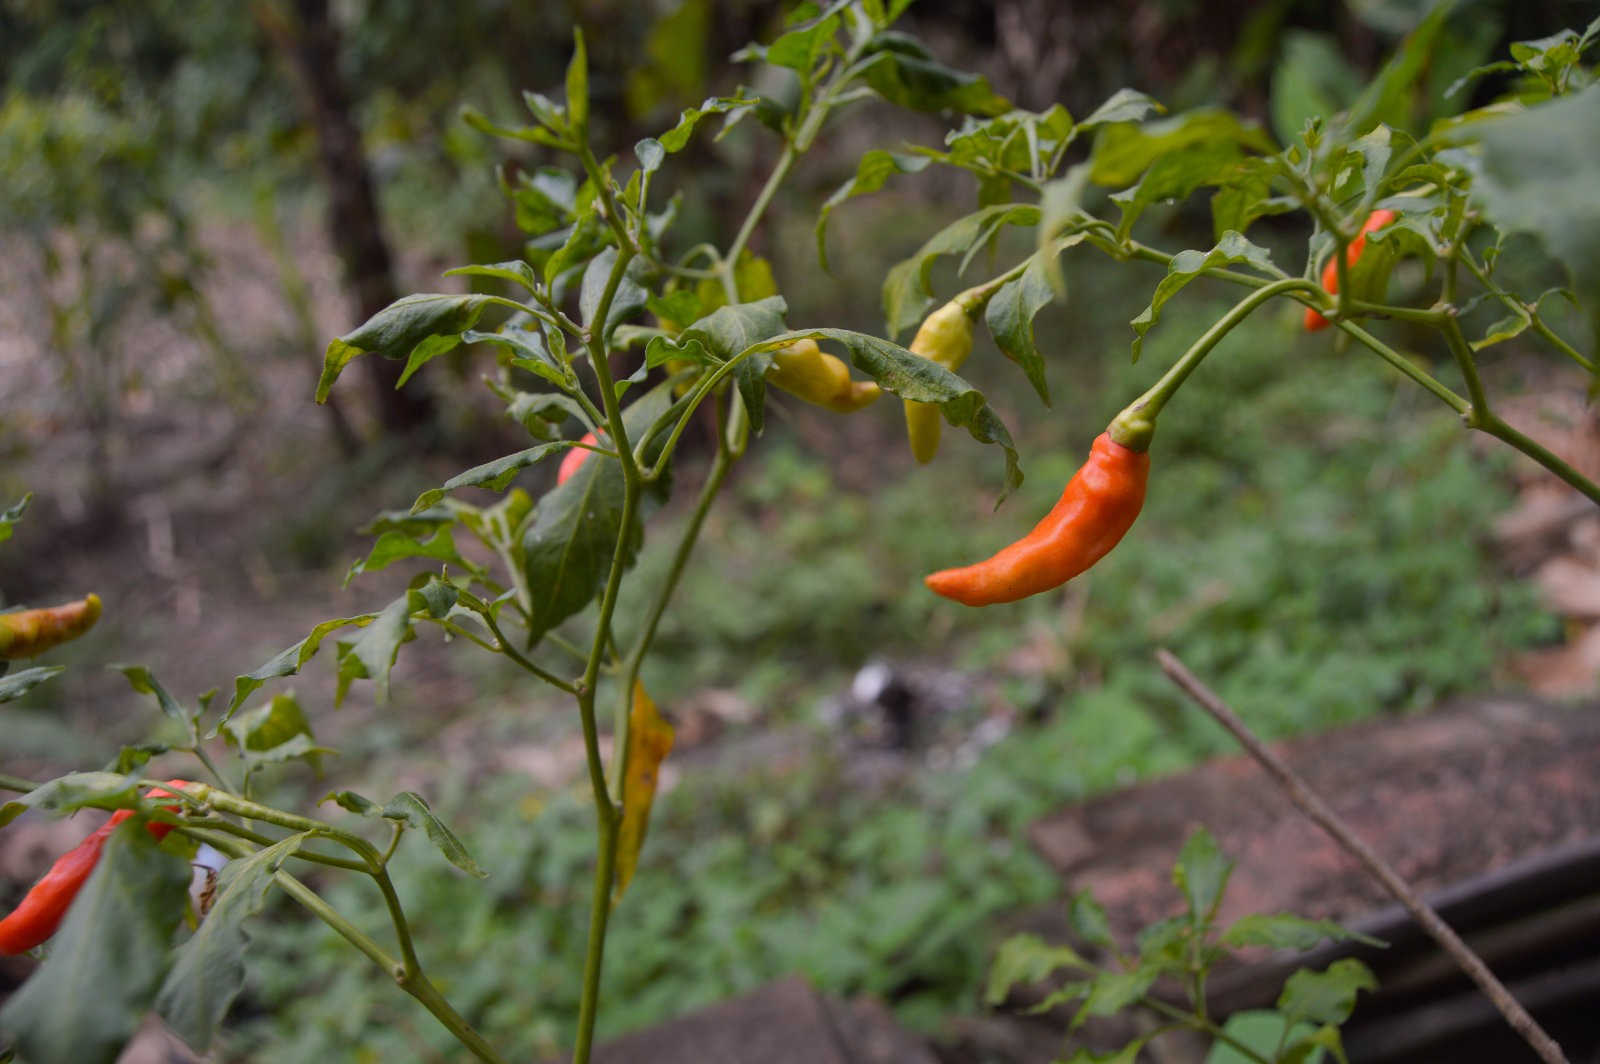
[614,681,674,903]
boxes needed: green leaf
[764,13,840,73]
[985,933,1090,1005]
[1068,890,1116,952]
[0,493,31,543]
[781,327,1023,499]
[1130,232,1278,361]
[466,322,576,389]
[1277,958,1378,1027]
[1072,966,1162,1030]
[579,248,650,338]
[443,260,537,294]
[635,137,664,175]
[1221,913,1386,951]
[1174,825,1233,928]
[882,204,1041,339]
[333,595,414,705]
[854,43,1010,117]
[1470,86,1600,344]
[678,296,790,433]
[1111,136,1260,240]
[1206,1010,1327,1064]
[1061,1038,1154,1064]
[1342,3,1451,137]
[984,253,1056,404]
[329,791,485,878]
[218,615,376,726]
[411,442,570,513]
[816,150,930,270]
[1090,109,1274,189]
[0,821,190,1064]
[0,664,62,703]
[1078,88,1165,131]
[221,693,327,775]
[155,834,307,1050]
[112,664,191,724]
[520,382,679,644]
[378,792,487,878]
[565,28,589,130]
[0,771,139,830]
[344,527,471,586]
[317,294,492,403]
[1270,32,1363,146]
[657,94,759,153]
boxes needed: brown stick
[1155,648,1570,1064]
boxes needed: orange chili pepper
[557,430,604,485]
[924,432,1149,606]
[0,780,191,954]
[1304,209,1397,332]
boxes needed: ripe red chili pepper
[924,432,1149,606]
[0,780,191,955]
[1304,209,1398,332]
[557,430,604,485]
[0,594,102,659]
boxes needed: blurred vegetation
[1,0,1583,1059]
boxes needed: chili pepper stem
[1110,278,1320,452]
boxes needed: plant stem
[1142,997,1273,1064]
[1337,321,1469,413]
[1156,649,1572,1064]
[195,830,511,1064]
[1111,279,1320,448]
[573,802,620,1064]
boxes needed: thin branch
[1155,648,1571,1064]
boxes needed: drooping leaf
[882,204,1041,339]
[985,252,1057,404]
[1071,966,1162,1030]
[112,665,191,725]
[678,296,789,432]
[0,822,189,1064]
[329,791,485,878]
[520,382,679,643]
[0,771,138,829]
[0,664,62,704]
[218,615,376,726]
[815,150,931,270]
[317,294,492,403]
[333,595,414,705]
[779,327,1023,499]
[614,681,675,902]
[155,834,307,1050]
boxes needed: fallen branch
[1155,648,1570,1064]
